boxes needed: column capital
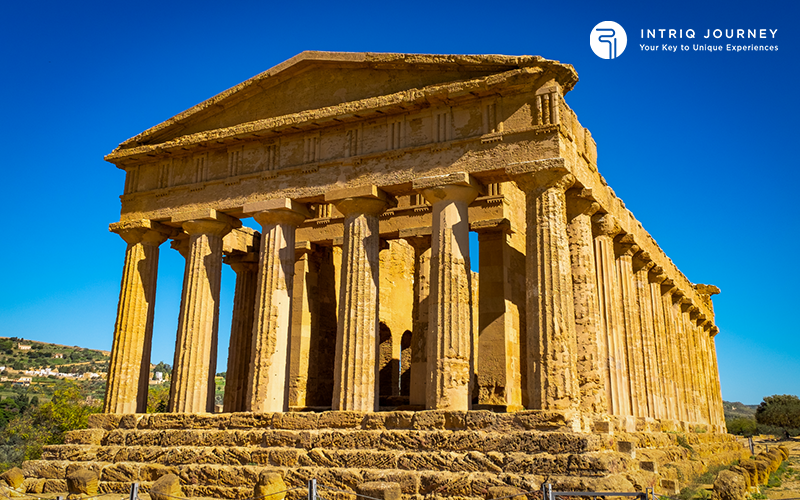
[648,267,668,284]
[244,198,310,227]
[326,185,393,216]
[182,219,235,238]
[413,172,483,205]
[566,187,600,220]
[614,233,639,257]
[632,251,655,273]
[172,209,241,238]
[170,233,191,258]
[172,208,241,227]
[506,158,575,195]
[110,219,175,246]
[710,326,720,337]
[592,213,622,238]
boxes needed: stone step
[87,410,582,434]
[66,428,605,454]
[25,462,641,500]
[36,446,637,475]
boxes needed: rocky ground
[756,436,799,499]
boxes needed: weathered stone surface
[358,481,401,500]
[712,470,747,500]
[66,468,99,498]
[0,468,25,489]
[487,485,528,500]
[65,429,105,445]
[254,470,287,500]
[150,474,184,500]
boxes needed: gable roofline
[114,51,578,152]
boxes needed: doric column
[414,173,480,411]
[507,159,579,411]
[169,210,239,413]
[592,213,628,416]
[405,234,431,407]
[288,241,318,408]
[697,318,714,425]
[709,327,724,429]
[326,186,390,411]
[243,199,309,413]
[690,308,710,425]
[649,268,676,420]
[616,234,645,418]
[475,224,523,412]
[633,252,661,419]
[661,283,687,422]
[565,188,607,414]
[222,253,258,413]
[104,220,171,414]
[678,298,700,423]
[668,290,691,422]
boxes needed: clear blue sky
[1,0,796,405]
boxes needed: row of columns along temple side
[104,166,724,430]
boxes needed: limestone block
[272,412,319,430]
[230,412,274,428]
[589,474,636,493]
[22,460,68,480]
[712,470,747,500]
[269,449,300,466]
[64,429,105,445]
[100,463,140,482]
[762,449,784,471]
[728,466,751,490]
[66,468,99,498]
[43,479,68,493]
[626,470,658,491]
[412,411,447,430]
[466,411,497,429]
[383,412,414,429]
[640,461,658,473]
[753,458,771,484]
[262,430,304,448]
[358,481,402,500]
[362,470,420,495]
[150,474,184,500]
[488,486,528,500]
[318,411,365,429]
[513,410,578,431]
[254,471,287,500]
[22,478,46,494]
[312,430,380,449]
[1,468,25,489]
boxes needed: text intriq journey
[638,28,778,53]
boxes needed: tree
[755,394,800,429]
[726,417,758,436]
[147,383,170,413]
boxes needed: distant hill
[723,400,758,420]
[0,336,109,375]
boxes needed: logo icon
[590,21,627,59]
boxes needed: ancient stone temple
[22,52,745,499]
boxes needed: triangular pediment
[113,51,576,155]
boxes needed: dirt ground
[752,436,800,499]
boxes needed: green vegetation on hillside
[0,381,100,471]
[725,395,800,437]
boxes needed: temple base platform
[21,410,747,499]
